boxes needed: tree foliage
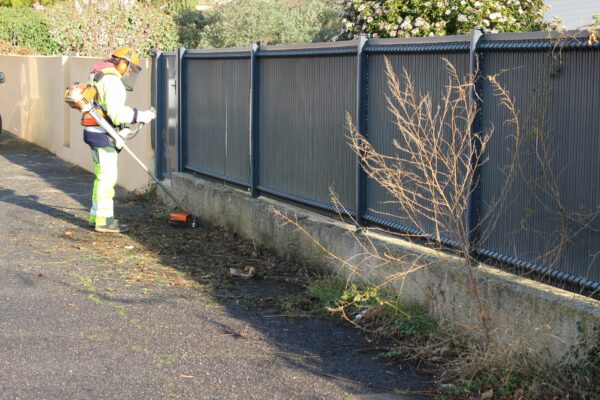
[176,9,216,49]
[341,0,551,38]
[196,0,343,48]
[150,0,197,15]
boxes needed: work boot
[95,219,129,233]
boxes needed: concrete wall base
[159,172,600,362]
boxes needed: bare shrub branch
[349,58,521,254]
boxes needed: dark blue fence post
[177,46,186,173]
[151,49,163,178]
[250,43,260,198]
[355,34,369,225]
[467,29,484,258]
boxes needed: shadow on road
[0,132,433,398]
[0,132,134,225]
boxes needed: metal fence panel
[365,51,470,241]
[155,53,178,180]
[258,55,358,209]
[479,47,600,283]
[156,32,600,293]
[184,57,251,185]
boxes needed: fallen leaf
[229,266,256,279]
[65,231,74,236]
[481,388,494,400]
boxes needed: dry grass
[0,39,38,55]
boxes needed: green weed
[291,275,435,343]
[134,184,158,206]
[291,274,600,399]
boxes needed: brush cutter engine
[64,83,141,148]
[64,83,97,111]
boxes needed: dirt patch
[60,197,310,312]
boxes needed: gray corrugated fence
[478,36,600,288]
[152,51,178,180]
[258,51,358,210]
[152,31,600,296]
[184,51,251,185]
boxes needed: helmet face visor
[122,62,141,91]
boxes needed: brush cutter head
[168,211,198,228]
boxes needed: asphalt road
[0,133,432,400]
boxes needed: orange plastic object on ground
[169,211,191,223]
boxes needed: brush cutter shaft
[86,106,125,149]
[120,144,182,208]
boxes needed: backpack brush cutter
[64,82,198,228]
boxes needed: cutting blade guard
[168,211,198,228]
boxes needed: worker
[82,47,155,233]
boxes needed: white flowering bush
[342,0,551,38]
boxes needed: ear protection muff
[115,59,129,76]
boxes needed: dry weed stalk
[349,59,478,246]
[273,58,523,342]
[349,58,521,249]
[271,56,599,397]
[270,57,525,352]
[347,58,522,341]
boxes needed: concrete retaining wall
[0,55,154,192]
[161,172,600,362]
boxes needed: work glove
[137,109,156,124]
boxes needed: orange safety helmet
[110,47,141,91]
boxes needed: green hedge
[42,1,178,57]
[0,0,63,7]
[0,7,58,54]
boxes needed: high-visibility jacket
[83,62,138,148]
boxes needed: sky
[544,0,600,29]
